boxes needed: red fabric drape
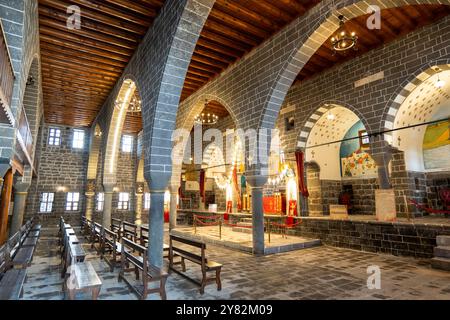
[295,150,309,198]
[199,169,206,203]
[232,166,242,210]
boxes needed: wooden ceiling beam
[103,0,158,17]
[39,15,137,50]
[41,50,124,73]
[39,0,148,34]
[39,34,129,63]
[208,9,271,39]
[194,45,236,64]
[40,42,127,68]
[41,62,118,83]
[202,20,260,47]
[41,70,115,88]
[41,56,121,78]
[214,0,281,31]
[38,4,141,43]
[39,25,133,57]
[240,0,294,23]
[190,53,228,70]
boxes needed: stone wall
[26,124,89,226]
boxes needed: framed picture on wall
[359,130,370,148]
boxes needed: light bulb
[435,78,445,88]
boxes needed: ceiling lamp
[331,15,358,54]
[194,100,219,125]
[115,91,142,115]
[435,69,445,88]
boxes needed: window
[66,192,80,211]
[118,192,129,210]
[48,128,61,146]
[122,135,133,153]
[72,129,85,149]
[144,193,151,210]
[40,193,54,213]
[96,193,104,212]
[359,130,370,148]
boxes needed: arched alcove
[391,70,450,172]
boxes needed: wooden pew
[139,225,169,258]
[90,222,103,252]
[66,261,102,300]
[118,238,168,300]
[122,221,137,242]
[101,227,122,272]
[169,235,222,295]
[0,241,27,300]
[111,218,122,238]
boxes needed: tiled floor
[22,226,450,300]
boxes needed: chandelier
[114,90,142,115]
[194,101,218,125]
[331,15,358,54]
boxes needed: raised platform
[171,226,321,255]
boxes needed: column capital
[14,182,31,193]
[103,184,115,193]
[245,175,268,189]
[85,192,95,197]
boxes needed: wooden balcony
[0,19,15,125]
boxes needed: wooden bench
[101,228,122,272]
[140,225,169,258]
[66,261,102,300]
[90,222,103,252]
[169,235,222,295]
[122,221,137,242]
[111,218,122,238]
[0,244,27,300]
[84,218,93,238]
[12,246,35,269]
[118,238,168,300]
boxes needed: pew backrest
[122,221,137,242]
[169,235,207,269]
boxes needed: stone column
[147,175,169,269]
[10,183,30,236]
[85,192,95,221]
[370,138,394,189]
[135,193,143,226]
[102,184,114,228]
[246,175,268,256]
[169,185,179,230]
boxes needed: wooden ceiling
[180,0,321,102]
[38,0,165,130]
[296,4,450,83]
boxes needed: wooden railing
[0,19,15,111]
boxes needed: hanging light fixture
[114,89,142,115]
[331,15,358,54]
[194,100,219,125]
[434,68,445,88]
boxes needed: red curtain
[232,165,242,210]
[199,169,206,203]
[295,150,309,198]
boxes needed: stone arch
[381,60,450,144]
[22,55,40,143]
[171,94,238,188]
[87,124,103,181]
[102,78,139,187]
[297,101,370,150]
[259,0,450,142]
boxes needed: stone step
[232,227,254,234]
[434,246,450,259]
[431,257,450,271]
[237,222,252,227]
[437,236,450,246]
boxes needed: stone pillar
[85,192,95,221]
[135,193,143,226]
[169,185,179,230]
[0,168,14,245]
[370,138,394,190]
[246,175,268,256]
[10,183,30,236]
[147,175,170,269]
[102,184,114,228]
